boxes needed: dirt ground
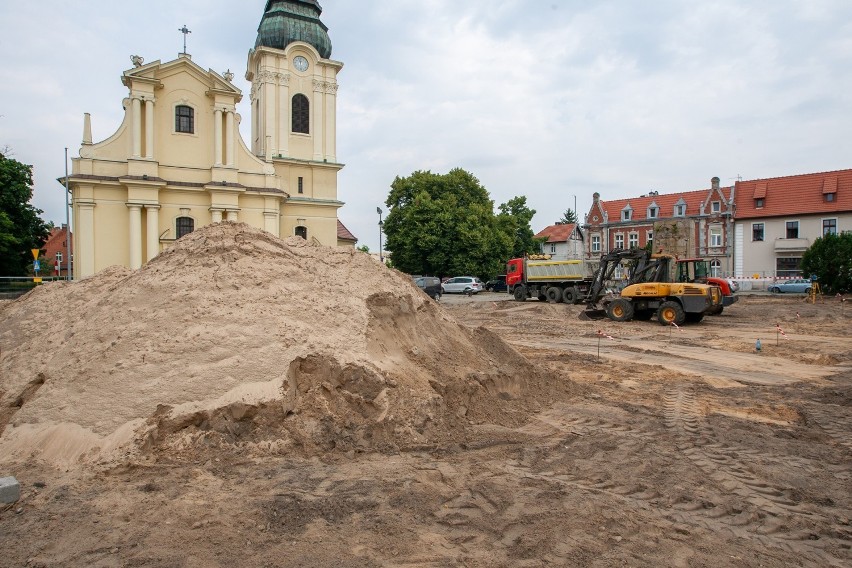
[1,292,850,567]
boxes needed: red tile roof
[337,219,357,242]
[734,169,852,219]
[535,223,578,243]
[599,187,728,223]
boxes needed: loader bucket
[579,308,607,321]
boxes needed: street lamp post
[376,207,384,263]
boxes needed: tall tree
[801,232,852,293]
[498,196,543,259]
[557,208,578,225]
[0,152,50,275]
[383,168,513,278]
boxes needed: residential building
[42,225,73,277]
[336,220,357,247]
[534,223,584,260]
[64,1,345,279]
[584,177,735,276]
[733,169,852,277]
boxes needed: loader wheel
[513,286,527,302]
[657,301,685,326]
[562,287,578,304]
[546,287,563,303]
[606,298,634,322]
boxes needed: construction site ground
[2,292,850,567]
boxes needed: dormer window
[647,202,659,219]
[711,201,721,213]
[621,205,633,221]
[674,204,685,216]
[755,198,765,208]
[825,193,835,203]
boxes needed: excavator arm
[581,248,653,317]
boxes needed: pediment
[122,55,242,98]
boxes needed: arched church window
[292,94,309,134]
[176,217,195,238]
[295,226,308,240]
[175,105,194,134]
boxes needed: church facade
[65,0,348,279]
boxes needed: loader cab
[676,258,711,283]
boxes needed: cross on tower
[179,25,192,54]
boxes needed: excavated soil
[1,225,850,567]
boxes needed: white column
[264,82,277,156]
[128,204,143,269]
[225,110,235,166]
[214,108,223,166]
[78,202,96,278]
[278,81,290,157]
[211,209,223,223]
[131,97,142,158]
[144,99,155,159]
[312,83,324,160]
[264,211,279,236]
[145,205,160,262]
[325,84,337,162]
[226,210,239,222]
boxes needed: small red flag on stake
[796,311,800,320]
[671,321,683,331]
[776,324,789,340]
[597,329,615,340]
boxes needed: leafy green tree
[557,208,578,225]
[801,232,852,293]
[356,244,370,253]
[497,196,544,259]
[383,168,513,279]
[0,152,50,275]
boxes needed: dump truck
[581,249,723,325]
[506,256,595,304]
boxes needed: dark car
[414,276,442,300]
[485,275,507,292]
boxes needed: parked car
[485,275,507,292]
[768,278,813,294]
[441,276,483,295]
[413,276,442,300]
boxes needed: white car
[441,276,484,295]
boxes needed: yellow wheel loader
[580,249,723,326]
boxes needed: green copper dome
[255,0,332,59]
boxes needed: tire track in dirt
[804,403,852,452]
[664,386,850,566]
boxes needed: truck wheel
[513,286,527,302]
[657,301,685,326]
[606,298,634,321]
[546,287,563,303]
[562,287,578,304]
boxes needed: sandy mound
[0,223,549,469]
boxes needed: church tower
[246,0,341,163]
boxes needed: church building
[65,0,349,279]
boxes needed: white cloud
[1,0,850,253]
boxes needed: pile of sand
[0,223,546,469]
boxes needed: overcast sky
[2,0,851,252]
